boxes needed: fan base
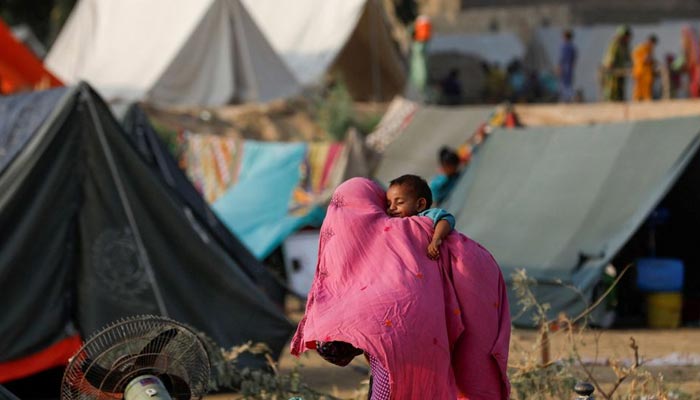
[124,375,172,400]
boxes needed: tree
[0,0,76,47]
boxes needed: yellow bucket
[647,292,682,329]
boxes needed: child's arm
[428,219,452,259]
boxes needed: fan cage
[61,315,210,400]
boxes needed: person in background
[506,59,527,102]
[558,29,577,102]
[439,68,463,105]
[679,26,700,98]
[666,53,681,98]
[429,146,461,206]
[632,34,658,101]
[602,25,632,101]
[409,15,432,99]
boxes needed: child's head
[387,174,432,217]
[439,147,460,176]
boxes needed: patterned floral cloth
[292,178,511,399]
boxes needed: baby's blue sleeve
[419,208,455,230]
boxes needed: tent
[242,0,406,101]
[45,0,300,107]
[0,84,293,383]
[442,116,700,326]
[373,105,494,185]
[429,32,525,68]
[526,21,700,102]
[181,130,371,259]
[0,19,61,95]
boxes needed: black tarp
[0,84,293,368]
[121,103,264,282]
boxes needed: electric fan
[61,315,210,400]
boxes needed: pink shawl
[291,178,510,399]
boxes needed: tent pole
[370,0,382,101]
[81,87,169,317]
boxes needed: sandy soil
[207,298,700,399]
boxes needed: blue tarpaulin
[213,141,325,259]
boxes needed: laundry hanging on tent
[181,133,244,203]
[181,133,349,258]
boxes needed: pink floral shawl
[291,178,510,399]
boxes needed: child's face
[386,184,427,217]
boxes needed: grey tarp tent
[0,84,292,371]
[374,105,493,185]
[443,117,700,326]
[45,0,300,107]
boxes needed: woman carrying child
[291,177,510,399]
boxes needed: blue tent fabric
[443,117,700,326]
[213,141,324,259]
[0,87,66,174]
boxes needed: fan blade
[135,328,179,368]
[81,360,129,393]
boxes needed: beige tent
[242,0,406,101]
[46,0,301,107]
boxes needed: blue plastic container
[636,258,684,292]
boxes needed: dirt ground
[208,298,700,399]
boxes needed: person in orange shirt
[632,34,658,101]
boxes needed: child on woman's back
[386,174,455,259]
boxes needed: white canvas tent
[527,21,700,102]
[46,0,300,107]
[242,0,406,101]
[429,32,525,68]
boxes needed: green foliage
[148,117,183,159]
[0,0,76,46]
[315,77,354,141]
[353,111,383,136]
[393,0,417,26]
[314,75,384,140]
[200,336,344,400]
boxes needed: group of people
[562,24,700,102]
[599,26,660,101]
[290,147,510,398]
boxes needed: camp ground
[5,1,700,397]
[0,85,293,383]
[45,0,301,106]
